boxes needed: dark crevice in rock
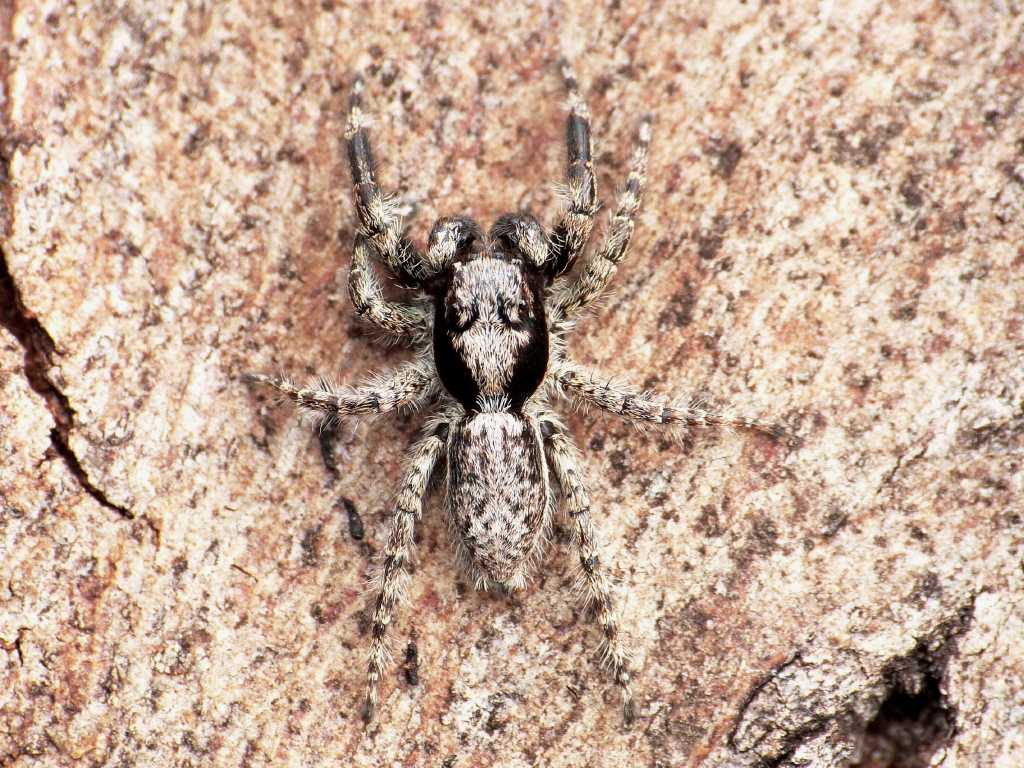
[853,667,951,768]
[851,608,971,768]
[13,628,26,665]
[730,601,973,767]
[0,249,133,520]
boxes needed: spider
[246,60,783,725]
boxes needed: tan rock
[1,2,1021,766]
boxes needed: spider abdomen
[446,411,550,589]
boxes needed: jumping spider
[247,61,783,725]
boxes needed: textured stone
[1,2,1022,766]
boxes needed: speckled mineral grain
[1,2,1022,767]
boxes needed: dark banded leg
[243,360,436,426]
[542,416,636,724]
[363,430,445,722]
[346,74,425,287]
[552,115,653,325]
[348,234,428,339]
[549,58,600,278]
[553,361,786,438]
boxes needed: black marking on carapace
[505,269,549,410]
[433,297,482,411]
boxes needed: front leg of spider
[246,61,782,728]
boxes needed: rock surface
[1,2,1022,766]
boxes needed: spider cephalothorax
[247,60,783,726]
[430,217,551,412]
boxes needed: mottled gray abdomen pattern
[446,412,549,589]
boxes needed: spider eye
[502,302,519,324]
[498,296,529,326]
[428,216,484,273]
[445,300,476,331]
[456,227,477,252]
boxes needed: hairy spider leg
[243,361,436,426]
[553,361,787,438]
[549,58,600,278]
[348,233,429,339]
[552,114,652,325]
[346,74,427,287]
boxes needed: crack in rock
[0,249,133,520]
